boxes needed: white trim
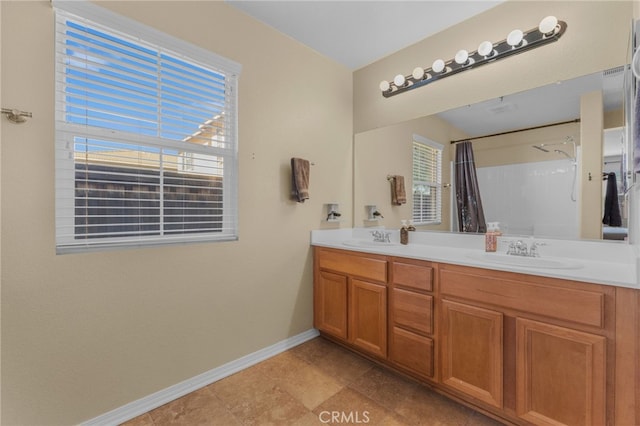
[52,0,241,75]
[412,134,443,225]
[413,133,444,151]
[80,329,320,426]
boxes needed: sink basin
[342,240,400,248]
[466,252,583,269]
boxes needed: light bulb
[379,80,390,92]
[454,49,469,65]
[538,16,558,35]
[507,29,523,47]
[477,41,493,57]
[412,67,425,80]
[432,59,445,73]
[393,74,405,87]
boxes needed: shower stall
[474,139,580,239]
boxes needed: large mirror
[354,66,631,242]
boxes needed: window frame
[412,134,443,226]
[53,1,241,253]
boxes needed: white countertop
[311,228,639,289]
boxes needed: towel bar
[1,107,32,123]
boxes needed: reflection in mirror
[353,67,630,242]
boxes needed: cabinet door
[516,318,606,426]
[349,279,387,358]
[441,300,503,408]
[315,270,348,340]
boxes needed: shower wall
[476,159,579,239]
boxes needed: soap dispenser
[400,220,409,245]
[485,222,497,252]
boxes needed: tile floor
[121,337,504,425]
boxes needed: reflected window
[413,135,443,225]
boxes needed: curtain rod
[449,119,581,144]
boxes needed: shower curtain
[455,141,487,233]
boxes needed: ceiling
[225,0,504,70]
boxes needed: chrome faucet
[370,230,391,243]
[505,239,546,257]
[528,241,546,257]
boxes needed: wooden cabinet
[516,318,606,426]
[313,248,630,425]
[440,264,613,426]
[389,259,435,380]
[314,248,388,358]
[441,300,503,408]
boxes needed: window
[54,3,241,253]
[412,135,443,225]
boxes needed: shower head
[532,145,550,152]
[554,149,573,159]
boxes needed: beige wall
[354,1,631,134]
[0,1,352,424]
[605,108,624,129]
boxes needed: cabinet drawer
[390,327,434,379]
[317,249,387,283]
[441,268,605,328]
[392,288,433,335]
[393,261,433,291]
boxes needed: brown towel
[390,175,406,205]
[291,158,310,202]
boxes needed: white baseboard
[81,328,320,426]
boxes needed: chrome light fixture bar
[380,16,566,98]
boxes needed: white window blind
[412,135,443,225]
[54,3,241,253]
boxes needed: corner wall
[0,1,352,424]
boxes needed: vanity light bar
[380,16,567,98]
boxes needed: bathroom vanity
[312,229,640,426]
